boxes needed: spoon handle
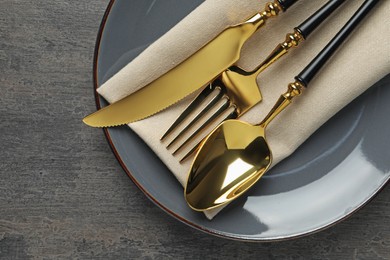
[259,0,379,127]
[296,0,379,87]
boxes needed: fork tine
[166,86,224,148]
[179,107,238,162]
[161,84,216,140]
[172,96,231,156]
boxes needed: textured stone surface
[0,0,389,259]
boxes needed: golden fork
[161,0,345,162]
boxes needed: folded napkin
[98,0,390,219]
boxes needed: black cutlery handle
[296,0,345,39]
[277,0,298,11]
[296,0,379,87]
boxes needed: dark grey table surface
[1,1,389,259]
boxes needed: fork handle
[252,0,345,76]
[259,0,379,128]
[296,0,379,86]
[296,0,345,39]
[277,0,298,11]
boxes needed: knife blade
[83,0,297,127]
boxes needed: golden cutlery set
[84,0,380,213]
[162,0,344,162]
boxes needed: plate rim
[92,0,390,242]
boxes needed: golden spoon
[185,0,379,211]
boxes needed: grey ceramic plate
[94,0,390,241]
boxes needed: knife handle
[277,0,298,11]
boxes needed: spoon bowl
[185,81,304,211]
[185,120,272,211]
[184,0,377,212]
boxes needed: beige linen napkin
[98,0,390,219]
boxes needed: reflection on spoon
[184,0,379,211]
[185,82,303,211]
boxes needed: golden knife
[83,0,297,127]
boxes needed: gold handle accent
[253,29,304,77]
[260,1,283,18]
[259,80,304,128]
[246,1,283,30]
